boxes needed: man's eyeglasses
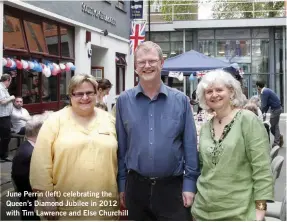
[136,60,159,68]
[72,91,96,98]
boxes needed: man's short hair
[0,74,11,82]
[255,80,265,88]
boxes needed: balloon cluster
[2,58,76,78]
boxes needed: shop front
[2,5,75,114]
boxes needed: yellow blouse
[30,107,119,220]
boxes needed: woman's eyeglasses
[72,91,95,98]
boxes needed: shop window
[198,40,214,56]
[215,29,251,39]
[216,40,251,58]
[59,64,72,101]
[116,53,126,95]
[251,39,269,73]
[198,30,214,40]
[43,22,59,56]
[185,32,193,41]
[150,32,169,42]
[60,26,74,58]
[170,41,183,57]
[22,70,41,104]
[252,28,269,39]
[2,58,18,97]
[3,15,27,50]
[170,32,183,42]
[24,20,48,53]
[42,73,58,103]
[116,66,125,95]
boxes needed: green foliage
[211,0,285,19]
[161,0,199,21]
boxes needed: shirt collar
[261,87,266,94]
[28,140,35,147]
[134,82,168,98]
[0,82,7,89]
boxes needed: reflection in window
[275,40,283,73]
[60,69,72,100]
[216,40,251,58]
[60,27,74,58]
[22,70,41,104]
[2,65,18,96]
[24,20,48,53]
[170,32,183,41]
[43,23,59,56]
[199,40,214,56]
[150,32,169,42]
[251,39,269,73]
[170,42,183,57]
[3,15,26,50]
[42,74,58,103]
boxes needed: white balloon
[28,61,34,70]
[59,63,65,70]
[21,60,28,69]
[66,62,73,68]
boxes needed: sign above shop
[81,2,116,26]
[130,0,143,19]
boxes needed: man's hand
[10,95,15,101]
[182,192,195,208]
[256,209,266,221]
[119,192,126,208]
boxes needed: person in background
[248,95,264,121]
[256,80,283,147]
[0,74,15,162]
[11,112,52,221]
[192,70,274,221]
[96,78,113,105]
[11,97,31,135]
[95,102,108,111]
[116,41,199,220]
[30,74,119,220]
[244,103,259,116]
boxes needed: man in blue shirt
[256,80,283,147]
[116,41,200,220]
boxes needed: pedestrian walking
[256,80,284,147]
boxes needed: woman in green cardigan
[191,70,274,221]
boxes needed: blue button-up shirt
[116,83,200,193]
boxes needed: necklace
[216,111,232,124]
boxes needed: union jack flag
[130,21,146,55]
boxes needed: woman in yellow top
[30,74,119,220]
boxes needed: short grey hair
[25,112,53,138]
[249,95,261,107]
[135,41,163,61]
[196,69,246,112]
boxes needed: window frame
[3,5,75,114]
